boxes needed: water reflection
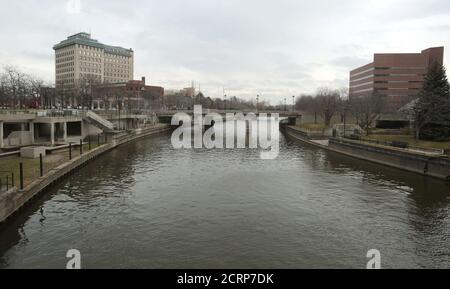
[285,136,450,268]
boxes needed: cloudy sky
[0,0,449,104]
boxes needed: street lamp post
[256,94,260,114]
[343,99,349,138]
[118,102,121,130]
[284,98,287,111]
[224,94,227,112]
[292,96,295,112]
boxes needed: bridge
[156,110,301,125]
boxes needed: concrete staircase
[84,111,115,132]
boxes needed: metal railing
[0,170,15,192]
[342,136,444,155]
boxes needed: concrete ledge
[20,146,46,158]
[284,126,450,181]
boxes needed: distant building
[180,87,196,98]
[53,32,134,90]
[349,47,444,112]
[165,87,196,98]
[92,77,164,110]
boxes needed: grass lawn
[366,134,450,150]
[297,123,326,130]
[0,143,102,189]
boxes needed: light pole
[292,96,295,112]
[284,98,287,111]
[343,99,349,138]
[224,94,227,112]
[256,94,260,114]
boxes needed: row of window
[56,74,75,82]
[352,80,423,89]
[80,73,102,80]
[104,77,129,83]
[376,87,420,91]
[56,67,75,74]
[55,49,74,58]
[80,68,101,74]
[105,73,129,78]
[104,52,131,60]
[78,44,102,52]
[105,57,131,64]
[374,74,425,77]
[79,56,102,63]
[56,56,74,64]
[374,81,423,84]
[79,50,102,57]
[80,62,101,68]
[375,66,426,70]
[56,62,74,69]
[351,74,425,83]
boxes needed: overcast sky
[0,0,449,104]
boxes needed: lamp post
[118,100,121,131]
[284,98,287,111]
[343,99,349,138]
[256,94,260,114]
[224,94,227,112]
[292,96,295,112]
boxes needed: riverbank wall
[284,125,450,181]
[0,124,172,224]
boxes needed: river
[0,132,449,268]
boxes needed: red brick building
[92,77,164,110]
[349,47,444,112]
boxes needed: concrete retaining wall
[328,139,450,180]
[284,126,450,181]
[0,124,172,224]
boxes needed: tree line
[0,66,47,109]
[295,87,383,135]
[164,92,261,111]
[0,65,260,111]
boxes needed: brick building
[349,47,444,112]
[92,77,164,110]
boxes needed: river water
[0,132,449,268]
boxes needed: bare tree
[349,92,383,135]
[295,94,321,123]
[77,74,101,109]
[337,87,349,123]
[3,66,26,108]
[0,72,8,108]
[28,76,44,108]
[0,66,47,109]
[316,87,341,126]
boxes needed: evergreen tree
[413,62,450,141]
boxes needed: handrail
[0,170,15,192]
[340,136,444,155]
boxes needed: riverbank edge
[0,124,173,224]
[283,125,450,181]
